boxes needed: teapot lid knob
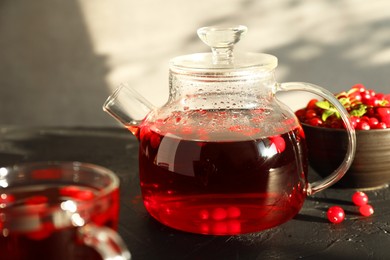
[197,25,247,64]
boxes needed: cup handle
[78,224,131,260]
[277,82,357,195]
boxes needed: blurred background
[1,0,389,127]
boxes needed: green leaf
[322,110,335,121]
[338,97,350,107]
[350,104,367,117]
[316,100,331,110]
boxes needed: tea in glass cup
[0,161,131,260]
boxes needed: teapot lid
[170,26,278,74]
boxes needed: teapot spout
[103,84,155,134]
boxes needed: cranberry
[352,191,368,206]
[368,117,379,128]
[361,91,372,102]
[305,109,318,119]
[351,84,366,93]
[227,206,241,218]
[307,117,322,126]
[359,204,374,217]
[199,209,209,220]
[349,91,362,102]
[381,114,390,127]
[360,116,370,123]
[327,206,345,224]
[295,108,306,121]
[350,116,360,128]
[373,122,387,129]
[329,119,343,129]
[377,107,390,118]
[306,99,319,110]
[368,89,376,97]
[384,94,390,103]
[362,89,376,102]
[212,207,227,221]
[376,93,385,100]
[356,121,370,130]
[365,96,380,107]
[365,107,376,117]
[296,84,389,130]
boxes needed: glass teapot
[103,26,356,235]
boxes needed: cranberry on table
[352,191,368,206]
[359,204,374,217]
[352,191,374,217]
[327,206,345,224]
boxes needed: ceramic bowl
[302,123,390,190]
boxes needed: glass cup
[0,161,131,260]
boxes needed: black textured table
[1,126,390,259]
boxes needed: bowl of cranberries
[295,84,390,189]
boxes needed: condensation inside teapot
[145,25,299,141]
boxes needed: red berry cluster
[295,84,390,130]
[327,191,374,224]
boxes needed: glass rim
[0,161,119,199]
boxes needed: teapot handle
[277,82,356,195]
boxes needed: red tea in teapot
[133,110,308,235]
[104,25,356,236]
